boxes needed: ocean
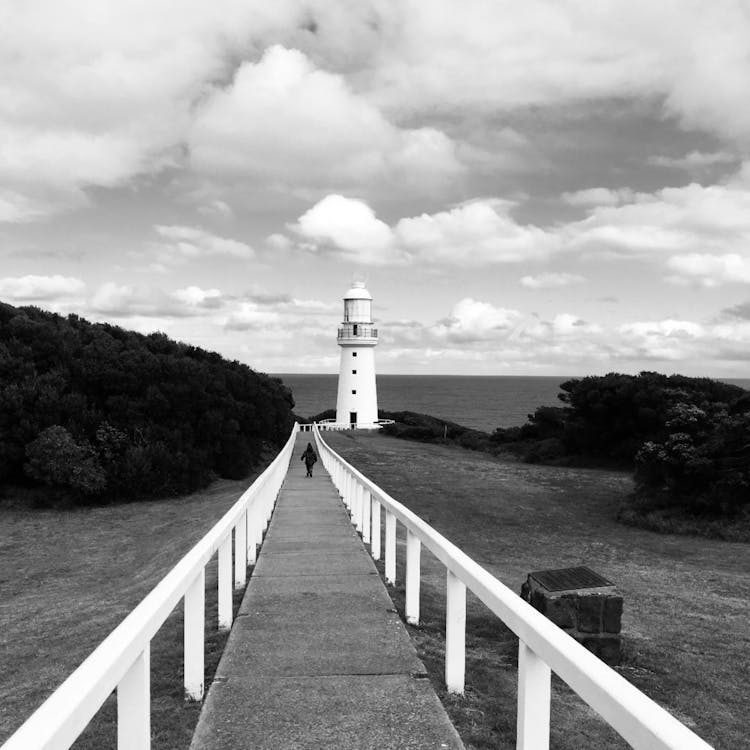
[276,374,750,433]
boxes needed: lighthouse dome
[343,281,372,301]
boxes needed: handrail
[313,425,714,750]
[2,423,299,750]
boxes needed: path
[190,432,464,749]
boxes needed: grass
[324,430,749,750]
[0,476,258,748]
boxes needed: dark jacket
[301,446,317,467]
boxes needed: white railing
[299,420,393,432]
[2,424,298,750]
[313,425,714,750]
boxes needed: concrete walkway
[190,433,464,750]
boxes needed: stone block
[521,569,622,666]
[597,635,622,666]
[520,581,530,602]
[577,595,604,633]
[603,596,623,633]
[530,588,547,613]
[545,595,577,629]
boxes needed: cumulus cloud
[189,45,462,191]
[290,195,558,266]
[291,194,403,264]
[4,1,750,226]
[0,274,86,301]
[88,282,233,318]
[381,297,750,372]
[431,299,524,343]
[564,176,750,282]
[666,254,750,286]
[0,2,319,220]
[520,272,586,289]
[365,0,750,145]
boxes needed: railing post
[234,516,247,589]
[354,483,363,533]
[516,641,551,750]
[405,531,421,625]
[117,646,150,750]
[362,489,371,543]
[218,536,232,631]
[445,569,466,694]
[247,504,257,565]
[385,511,396,585]
[371,498,381,560]
[184,568,205,700]
[254,499,264,547]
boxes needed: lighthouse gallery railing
[313,425,713,750]
[1,424,298,750]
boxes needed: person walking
[301,442,317,477]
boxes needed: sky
[2,1,750,377]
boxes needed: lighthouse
[335,281,378,427]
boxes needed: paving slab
[190,432,464,750]
[191,675,462,750]
[252,548,375,577]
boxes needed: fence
[313,425,714,750]
[1,424,298,750]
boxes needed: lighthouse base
[335,346,378,427]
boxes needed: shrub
[1,301,295,504]
[25,425,106,496]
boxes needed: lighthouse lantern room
[335,281,378,427]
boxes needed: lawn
[324,430,749,750]
[0,477,254,748]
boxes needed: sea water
[275,374,750,433]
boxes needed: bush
[25,425,106,496]
[1,302,295,504]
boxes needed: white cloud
[291,194,402,264]
[224,302,284,331]
[394,199,557,264]
[520,272,586,289]
[189,45,462,191]
[171,286,225,308]
[153,225,254,261]
[365,0,750,145]
[666,254,750,286]
[290,195,558,266]
[565,177,750,279]
[0,2,316,220]
[0,274,86,301]
[431,298,524,343]
[89,282,229,318]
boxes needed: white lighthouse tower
[335,281,378,427]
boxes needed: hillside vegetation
[375,373,750,535]
[0,302,294,505]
